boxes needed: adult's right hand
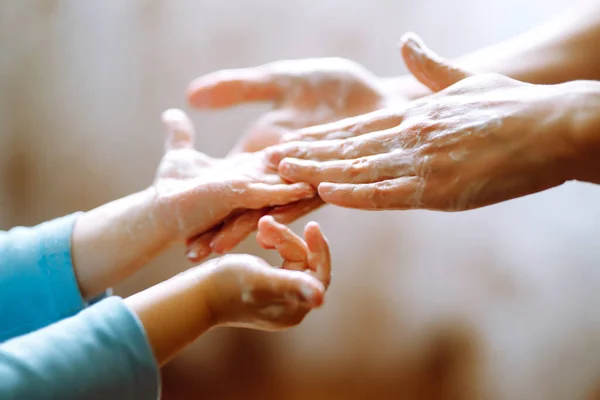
[268,34,599,211]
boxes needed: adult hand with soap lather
[266,33,600,211]
[0,109,330,399]
[185,2,600,257]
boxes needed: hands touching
[70,108,314,298]
[185,56,428,259]
[151,109,315,259]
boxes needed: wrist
[139,186,181,242]
[126,267,216,366]
[561,80,600,183]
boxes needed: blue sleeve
[0,296,160,400]
[0,213,108,342]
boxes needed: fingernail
[300,283,317,304]
[259,215,276,227]
[186,249,198,260]
[318,183,335,196]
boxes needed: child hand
[151,109,315,244]
[125,216,331,365]
[198,216,330,330]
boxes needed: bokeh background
[3,1,600,399]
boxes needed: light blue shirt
[0,214,160,399]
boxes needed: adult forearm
[563,80,600,184]
[384,1,600,100]
[459,1,600,83]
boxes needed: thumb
[400,32,473,92]
[161,108,196,151]
[187,66,283,109]
[267,268,325,307]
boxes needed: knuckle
[339,140,358,158]
[348,159,368,178]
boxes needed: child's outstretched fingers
[257,216,308,270]
[304,222,331,288]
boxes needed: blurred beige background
[4,1,600,399]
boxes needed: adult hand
[267,33,595,211]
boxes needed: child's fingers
[256,229,276,250]
[268,197,325,224]
[304,222,331,288]
[161,109,196,151]
[258,216,308,268]
[186,230,217,263]
[266,268,325,307]
[211,209,268,253]
[282,260,306,271]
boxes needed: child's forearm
[124,268,214,366]
[71,187,172,299]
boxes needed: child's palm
[203,217,330,330]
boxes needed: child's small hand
[199,217,330,330]
[125,216,330,365]
[151,109,315,245]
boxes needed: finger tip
[162,107,186,118]
[300,281,324,307]
[304,221,321,234]
[161,108,180,124]
[161,108,192,131]
[259,214,276,223]
[188,90,211,109]
[186,248,209,263]
[400,31,419,45]
[399,32,427,63]
[186,76,214,106]
[258,215,277,231]
[317,182,335,197]
[185,249,198,260]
